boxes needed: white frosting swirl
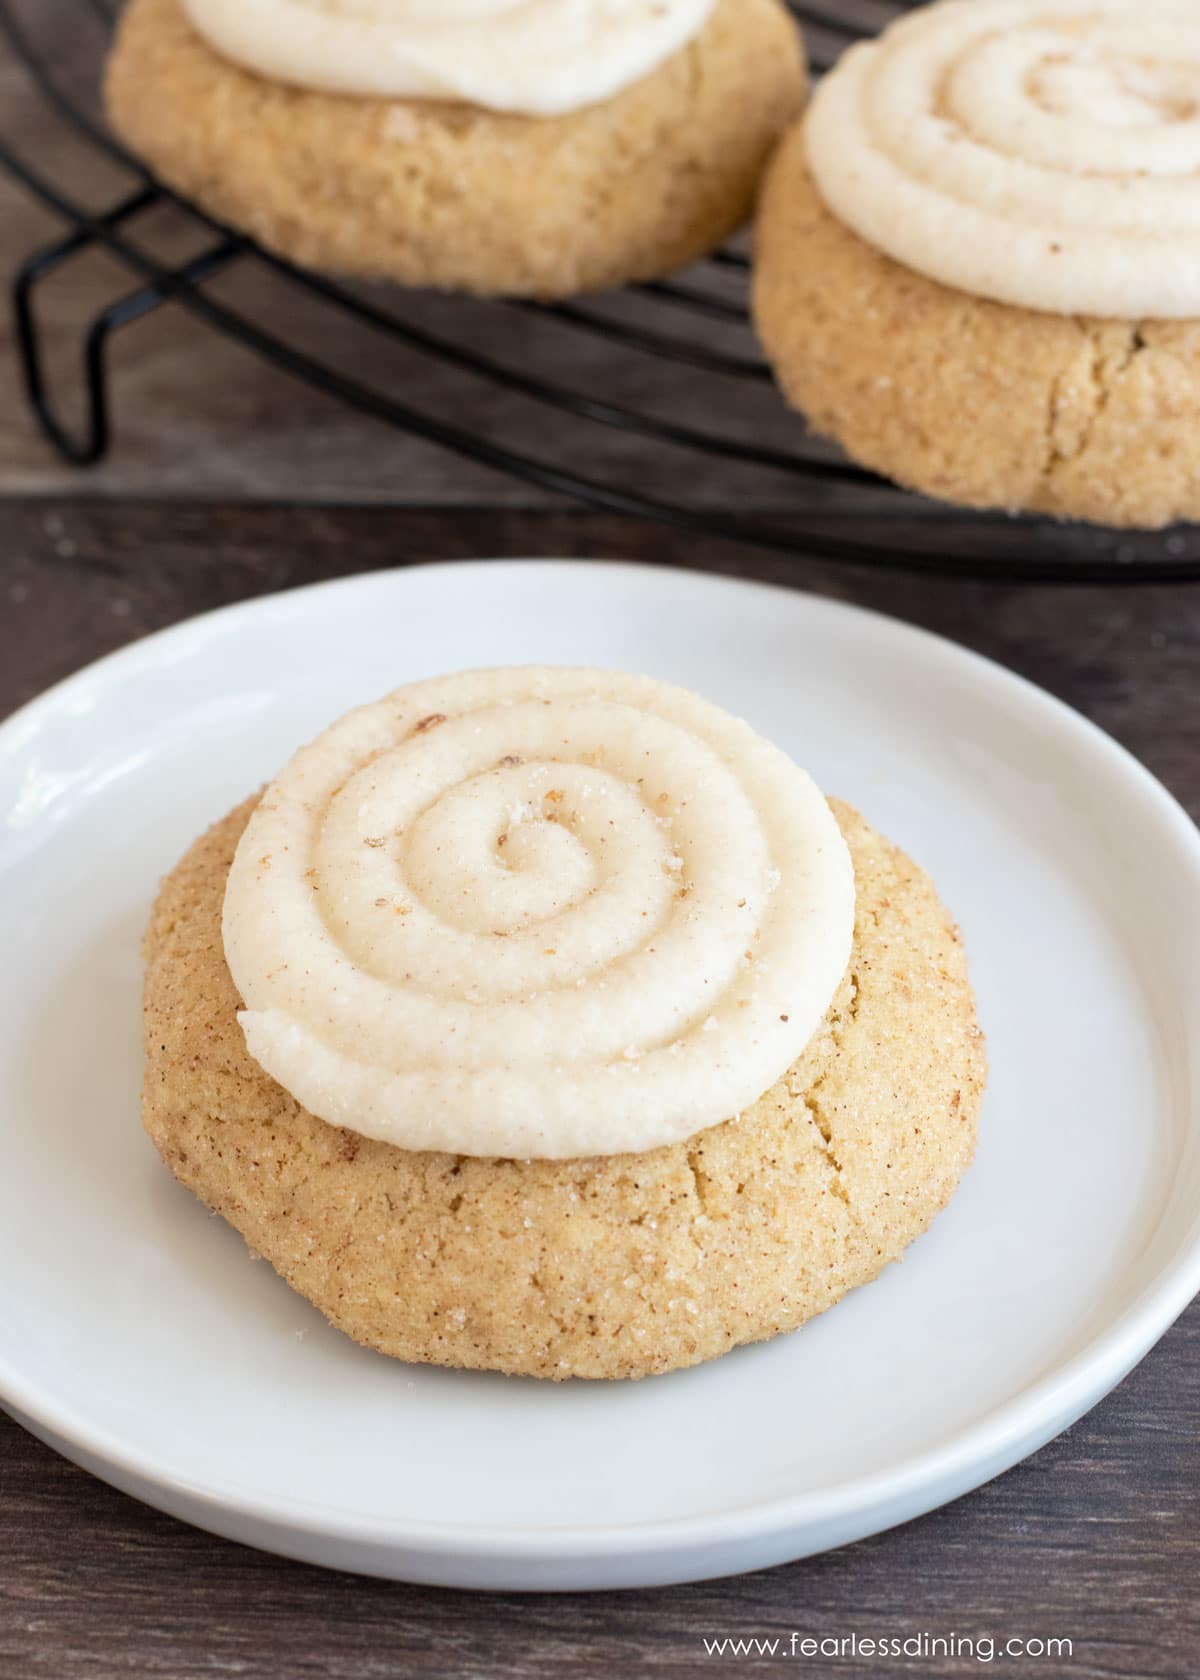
[806,0,1200,318]
[180,0,716,117]
[222,668,854,1160]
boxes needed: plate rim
[2,558,1198,1567]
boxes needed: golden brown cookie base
[105,0,806,299]
[141,796,985,1381]
[753,127,1200,529]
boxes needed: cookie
[142,796,985,1381]
[105,0,806,299]
[753,2,1200,529]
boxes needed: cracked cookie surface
[141,795,985,1380]
[105,0,805,299]
[753,128,1200,529]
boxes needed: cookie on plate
[105,0,806,299]
[142,668,985,1381]
[753,0,1200,529]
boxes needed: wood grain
[0,502,1198,1680]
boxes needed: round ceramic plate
[1,561,1198,1591]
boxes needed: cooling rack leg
[13,188,241,467]
[12,187,159,465]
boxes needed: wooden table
[2,32,1199,1673]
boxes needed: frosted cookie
[141,668,985,1381]
[105,0,806,299]
[753,0,1200,529]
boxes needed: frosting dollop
[222,668,854,1160]
[180,0,715,117]
[806,0,1200,318]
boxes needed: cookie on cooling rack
[104,0,806,300]
[141,667,985,1381]
[753,0,1200,530]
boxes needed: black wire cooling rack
[4,0,1199,582]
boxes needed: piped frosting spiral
[180,0,715,117]
[806,0,1200,318]
[222,668,854,1160]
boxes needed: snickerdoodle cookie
[753,0,1200,529]
[141,669,984,1381]
[105,0,806,298]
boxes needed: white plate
[1,561,1198,1591]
